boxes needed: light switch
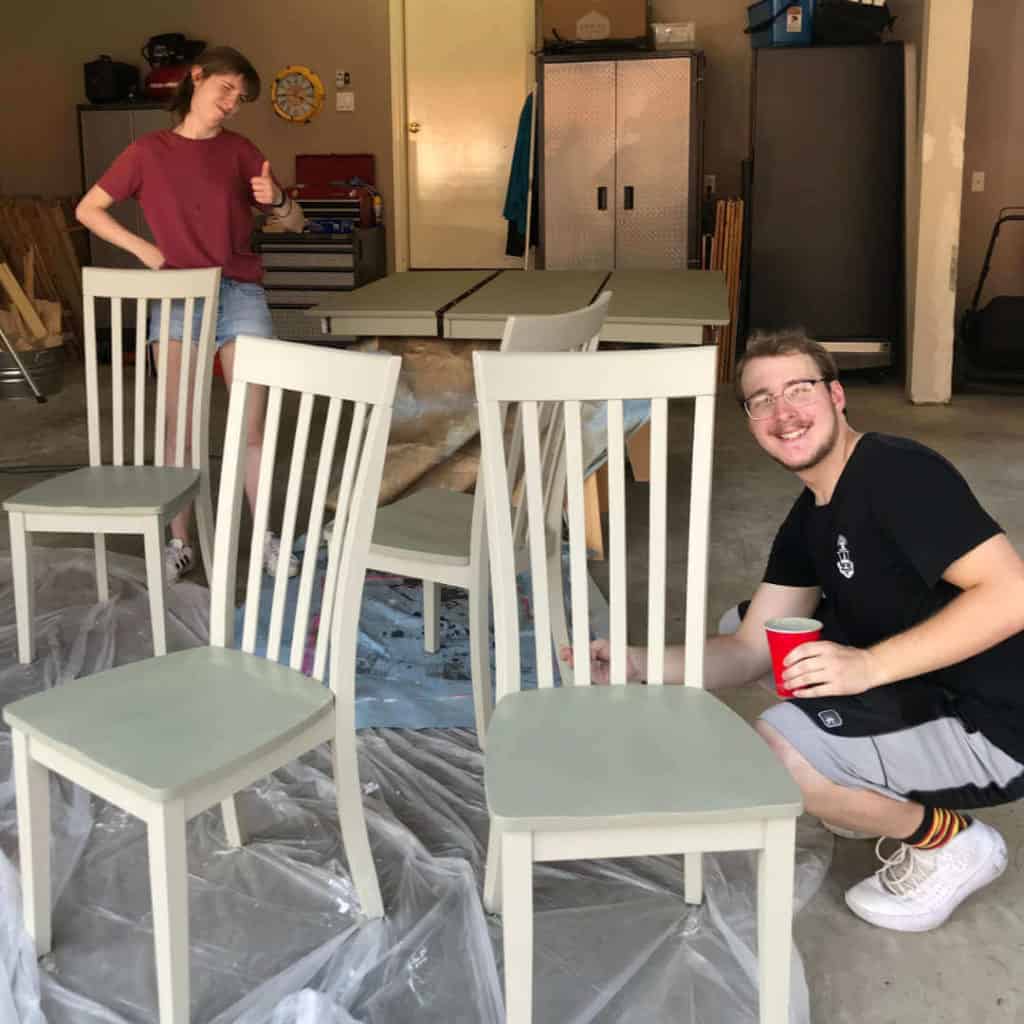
[971,171,985,193]
[337,91,355,112]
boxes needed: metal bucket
[0,345,65,400]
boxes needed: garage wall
[956,0,1024,316]
[0,1,392,225]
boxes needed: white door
[400,0,534,269]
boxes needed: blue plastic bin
[746,0,814,48]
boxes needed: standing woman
[76,46,303,580]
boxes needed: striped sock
[904,807,973,850]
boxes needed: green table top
[309,269,730,344]
[443,270,609,338]
[604,270,730,327]
[309,270,497,335]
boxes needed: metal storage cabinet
[539,51,702,270]
[78,103,171,269]
[747,44,905,367]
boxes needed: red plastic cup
[765,617,822,697]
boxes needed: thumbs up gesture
[250,160,281,206]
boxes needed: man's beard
[768,409,841,473]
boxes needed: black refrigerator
[747,43,906,369]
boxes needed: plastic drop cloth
[0,547,831,1023]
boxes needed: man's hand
[783,640,882,698]
[250,160,280,207]
[559,639,645,685]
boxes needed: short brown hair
[168,46,261,124]
[734,328,839,403]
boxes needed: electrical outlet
[971,171,985,193]
[335,70,351,88]
[336,91,355,112]
[703,174,717,197]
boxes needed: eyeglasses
[742,378,831,420]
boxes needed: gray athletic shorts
[760,700,1024,810]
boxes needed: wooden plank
[0,262,47,339]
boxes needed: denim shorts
[147,278,273,350]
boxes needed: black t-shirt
[764,432,1024,760]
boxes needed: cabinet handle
[597,186,607,211]
[623,186,635,211]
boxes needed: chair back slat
[209,336,400,698]
[83,288,101,466]
[314,401,368,681]
[645,397,669,686]
[266,391,315,663]
[606,399,628,685]
[110,297,124,465]
[562,399,592,688]
[684,394,716,688]
[209,378,251,646]
[520,401,555,688]
[133,299,147,465]
[290,395,344,672]
[478,399,522,701]
[241,384,284,654]
[172,297,195,467]
[153,299,171,466]
[475,346,717,703]
[81,267,219,470]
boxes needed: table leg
[626,422,651,482]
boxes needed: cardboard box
[542,0,647,43]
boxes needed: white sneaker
[164,538,194,582]
[823,820,877,841]
[263,532,299,578]
[845,820,1007,932]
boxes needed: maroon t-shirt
[98,129,271,283]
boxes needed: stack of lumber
[0,198,85,356]
[0,253,63,352]
[705,197,744,385]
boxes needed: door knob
[408,121,421,134]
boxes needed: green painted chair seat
[371,488,475,565]
[3,647,332,801]
[485,686,802,829]
[3,466,200,515]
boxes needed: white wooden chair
[4,267,221,663]
[4,336,400,1024]
[367,292,611,743]
[473,346,804,1024]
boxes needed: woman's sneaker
[164,538,194,582]
[263,532,299,578]
[844,819,1007,932]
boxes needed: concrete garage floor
[1,360,1023,1022]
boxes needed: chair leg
[483,819,501,913]
[423,580,440,653]
[9,512,35,665]
[684,851,703,905]
[94,533,109,602]
[501,830,534,1024]
[757,818,797,1024]
[220,796,247,848]
[142,520,168,657]
[468,581,492,744]
[194,479,216,586]
[12,731,52,956]
[147,800,190,1024]
[332,740,384,919]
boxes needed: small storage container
[746,0,814,48]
